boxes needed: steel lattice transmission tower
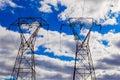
[61,17,96,80]
[9,17,49,80]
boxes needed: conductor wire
[60,27,62,52]
[82,0,86,17]
[47,27,50,50]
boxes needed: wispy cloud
[0,0,23,10]
[39,0,120,25]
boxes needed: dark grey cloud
[115,41,120,48]
[97,74,120,80]
[95,63,112,70]
[63,40,76,53]
[36,74,71,80]
[0,55,74,79]
[35,59,74,74]
[0,34,19,54]
[0,62,12,76]
[95,54,120,80]
[99,54,120,66]
[95,54,120,70]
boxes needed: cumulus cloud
[89,31,120,79]
[35,55,74,80]
[35,28,75,57]
[0,25,75,80]
[97,74,120,80]
[38,0,58,13]
[0,0,120,79]
[99,54,120,66]
[39,0,120,25]
[0,23,120,79]
[0,26,20,79]
[38,1,53,13]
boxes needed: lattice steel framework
[61,17,96,80]
[9,17,49,80]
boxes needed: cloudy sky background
[0,0,120,80]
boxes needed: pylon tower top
[9,17,49,80]
[60,17,96,80]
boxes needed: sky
[0,0,120,80]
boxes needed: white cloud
[0,0,23,10]
[0,24,120,80]
[35,55,74,80]
[38,0,58,13]
[102,17,117,25]
[90,31,120,60]
[0,26,20,79]
[38,1,52,13]
[35,28,75,57]
[0,25,75,79]
[90,31,120,79]
[111,0,120,13]
[39,0,120,25]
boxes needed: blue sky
[0,0,120,80]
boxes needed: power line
[82,0,86,17]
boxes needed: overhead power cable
[82,0,86,17]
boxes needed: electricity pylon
[9,17,49,80]
[61,17,96,80]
